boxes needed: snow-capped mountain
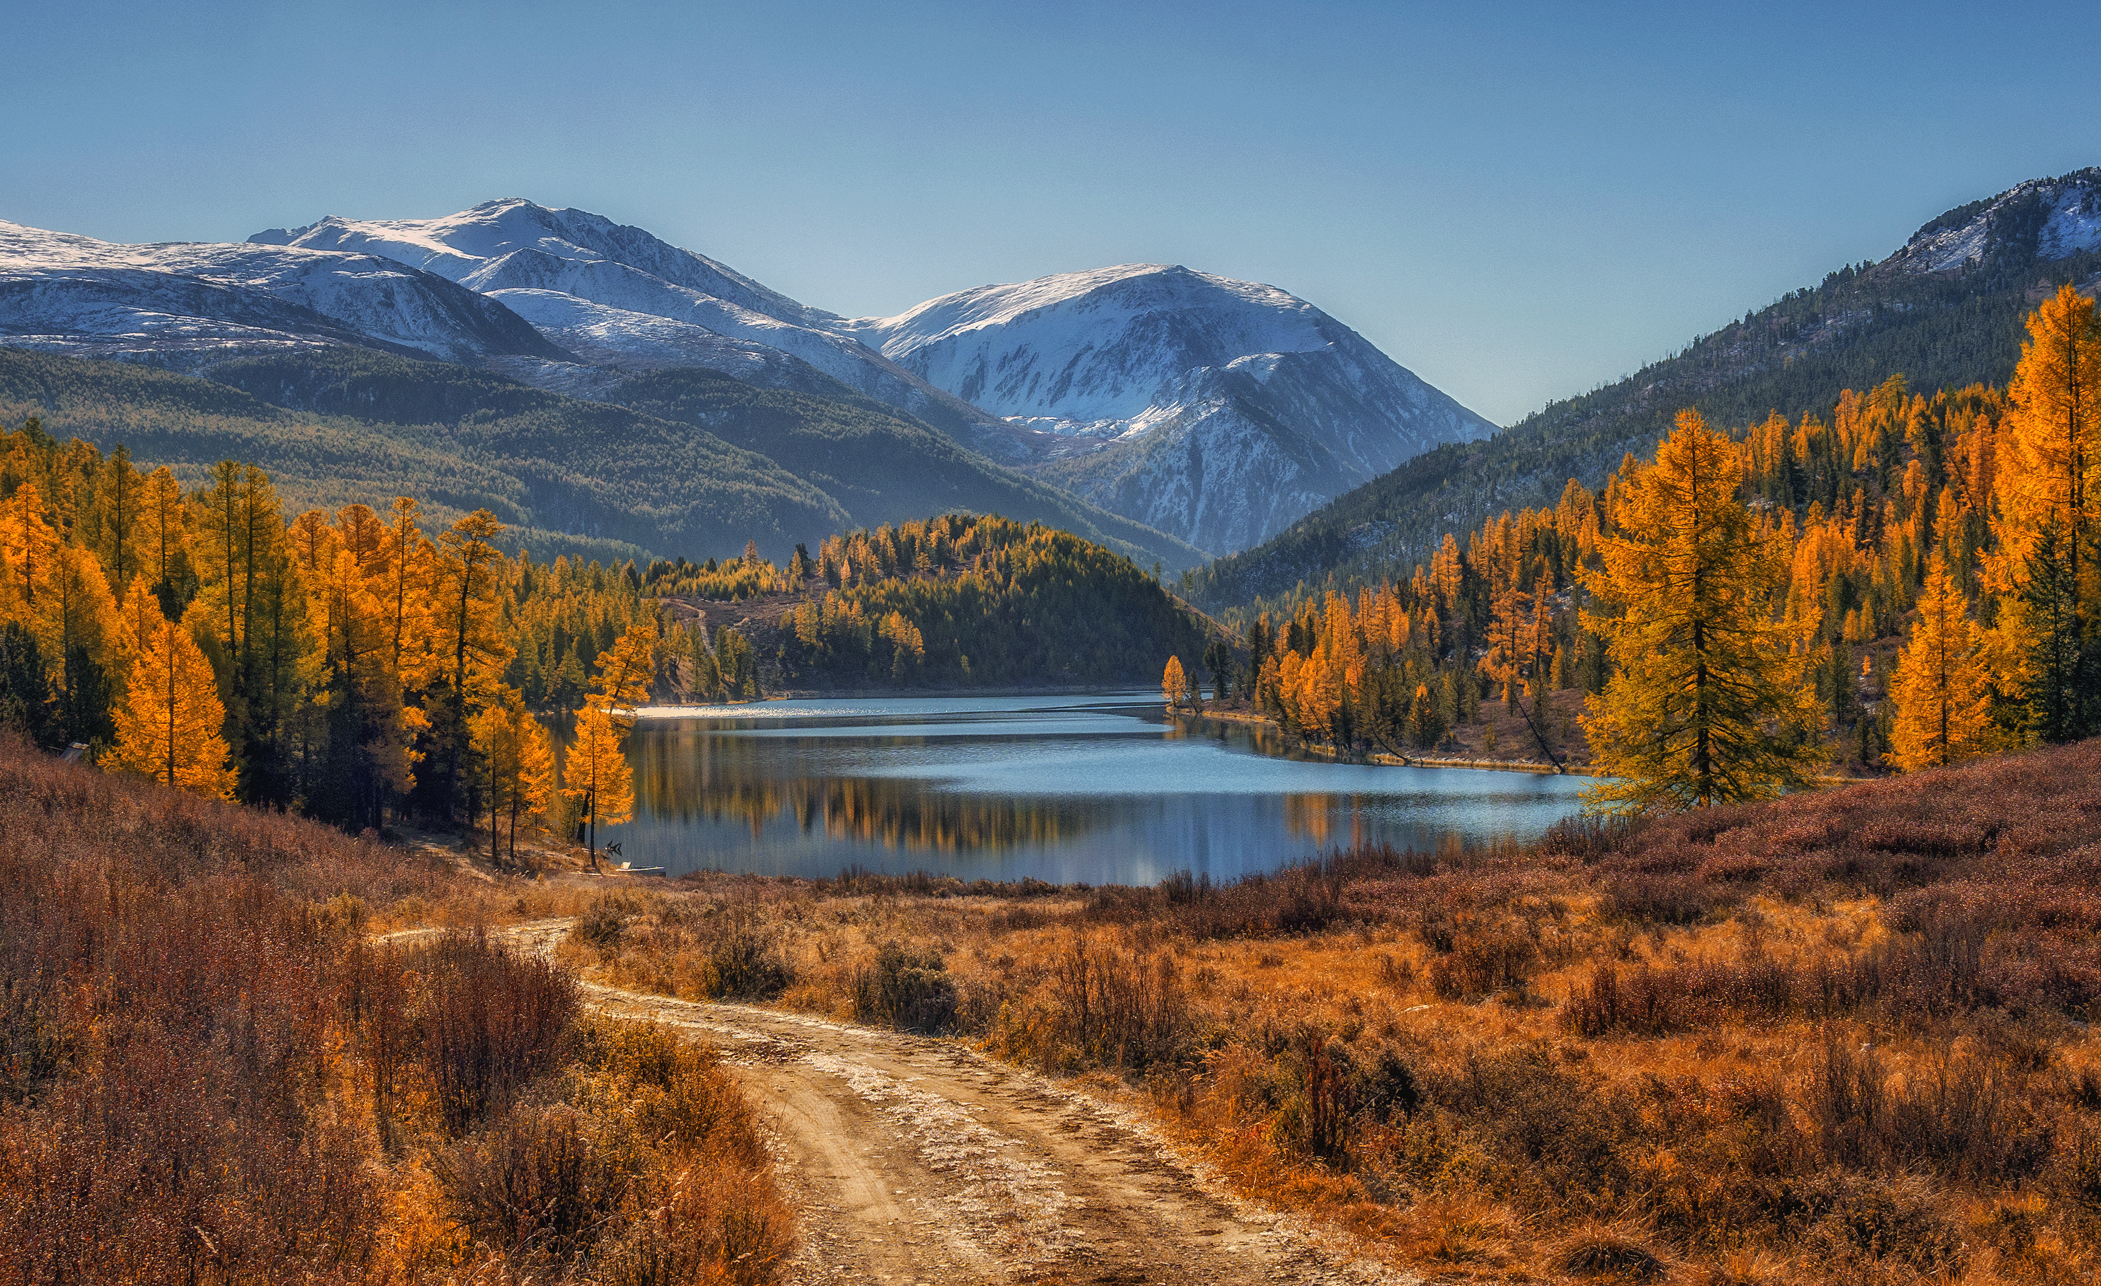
[842,264,1496,551]
[250,200,1017,454]
[0,220,559,364]
[1891,169,2101,275]
[1,200,1497,556]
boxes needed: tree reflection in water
[588,696,1586,882]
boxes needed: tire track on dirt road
[499,921,1411,1286]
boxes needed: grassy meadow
[566,739,2101,1285]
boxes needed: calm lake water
[591,692,1588,885]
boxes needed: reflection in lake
[599,693,1588,885]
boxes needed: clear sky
[4,1,2098,424]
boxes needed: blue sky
[4,1,2097,423]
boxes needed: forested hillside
[643,513,1213,690]
[0,348,833,565]
[1191,169,2101,613]
[1210,284,2101,804]
[0,345,1202,572]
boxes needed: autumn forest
[1187,285,2101,811]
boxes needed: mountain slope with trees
[0,346,1203,570]
[602,367,1206,566]
[1190,169,2101,613]
[0,347,840,564]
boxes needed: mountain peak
[852,263,1316,363]
[843,261,1494,551]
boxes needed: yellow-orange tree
[1990,284,2101,740]
[415,510,514,821]
[1580,410,1825,812]
[472,689,556,865]
[563,618,656,868]
[1887,552,1994,771]
[1161,655,1187,708]
[112,614,234,799]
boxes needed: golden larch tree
[137,466,187,591]
[1161,655,1188,708]
[113,615,234,799]
[1998,284,2101,570]
[563,618,659,869]
[1887,552,1995,771]
[419,510,514,819]
[563,703,633,870]
[473,689,556,865]
[1580,410,1825,812]
[92,443,144,590]
[0,480,59,612]
[590,614,659,713]
[1987,284,2101,740]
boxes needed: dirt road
[500,922,1407,1286]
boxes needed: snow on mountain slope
[251,201,1019,454]
[843,264,1496,551]
[488,288,822,386]
[253,199,828,328]
[0,219,560,364]
[1892,170,2101,274]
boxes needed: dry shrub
[569,1020,792,1283]
[598,1171,793,1286]
[577,891,642,952]
[1563,958,1796,1036]
[0,737,429,1285]
[1084,845,1441,938]
[2050,1118,2101,1221]
[1385,1193,1523,1270]
[1034,933,1189,1071]
[412,929,579,1135]
[573,1021,767,1166]
[699,909,793,1000]
[1539,813,1641,859]
[1605,873,1726,925]
[437,1102,638,1260]
[1797,1170,1965,1274]
[0,975,72,1103]
[1268,1029,1359,1162]
[1554,1224,1668,1281]
[1802,1034,2054,1182]
[0,736,794,1286]
[849,940,957,1032]
[1432,1048,1631,1214]
[1428,931,1537,1001]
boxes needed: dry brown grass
[569,738,2101,1284]
[0,736,791,1286]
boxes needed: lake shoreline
[1171,706,1599,776]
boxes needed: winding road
[499,922,1408,1285]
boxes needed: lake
[595,692,1589,885]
